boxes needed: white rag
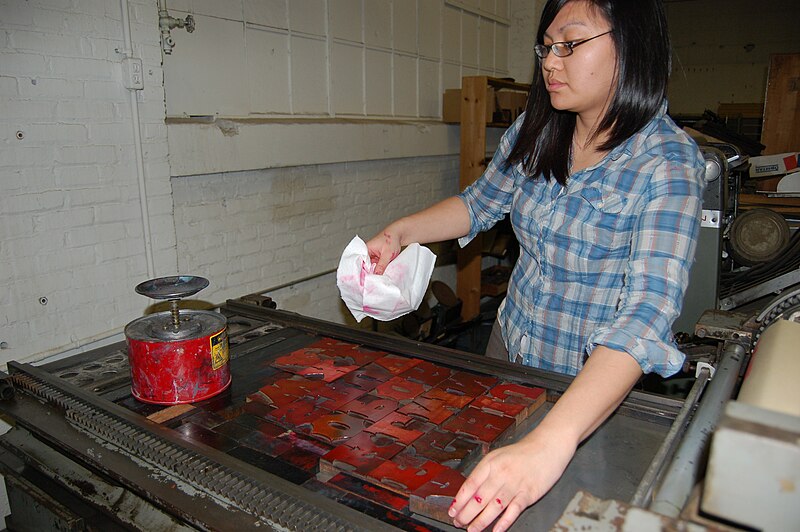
[336,236,436,322]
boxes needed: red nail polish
[474,495,482,504]
[450,498,457,506]
[496,498,503,506]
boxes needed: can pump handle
[134,276,210,331]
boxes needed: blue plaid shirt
[459,105,704,377]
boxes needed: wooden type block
[368,458,448,494]
[305,338,385,366]
[470,395,528,423]
[398,396,458,425]
[256,375,325,408]
[237,418,298,456]
[229,446,312,485]
[365,412,425,446]
[174,422,238,453]
[278,446,326,472]
[238,429,293,457]
[442,406,515,444]
[472,391,545,424]
[147,404,196,424]
[304,477,427,528]
[398,360,453,388]
[304,337,356,352]
[373,354,423,375]
[420,387,473,409]
[339,362,394,392]
[409,467,468,523]
[179,409,227,430]
[472,382,546,424]
[193,388,234,414]
[307,413,371,445]
[346,347,387,366]
[440,371,498,397]
[268,397,330,430]
[273,349,323,372]
[212,418,260,442]
[242,399,277,419]
[298,357,359,382]
[404,417,438,435]
[210,401,246,422]
[342,431,405,460]
[487,382,546,404]
[232,413,287,438]
[373,376,427,404]
[325,473,410,514]
[319,444,387,476]
[314,381,365,411]
[341,394,399,423]
[407,428,483,469]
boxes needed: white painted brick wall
[0,0,175,364]
[172,155,460,324]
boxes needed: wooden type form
[196,337,549,526]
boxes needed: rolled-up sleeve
[457,116,524,247]
[587,155,704,377]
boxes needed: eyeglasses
[534,30,613,59]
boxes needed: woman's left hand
[448,430,577,532]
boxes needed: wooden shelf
[739,193,800,216]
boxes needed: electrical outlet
[122,57,144,90]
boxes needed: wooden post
[457,76,489,320]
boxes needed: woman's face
[540,1,616,120]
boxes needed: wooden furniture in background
[456,76,529,320]
[760,53,800,191]
[739,193,800,218]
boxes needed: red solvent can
[124,310,230,405]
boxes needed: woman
[367,0,704,530]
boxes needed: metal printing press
[0,277,797,532]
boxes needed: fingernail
[474,494,482,504]
[448,508,456,517]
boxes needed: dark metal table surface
[0,300,682,531]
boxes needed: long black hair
[505,0,671,185]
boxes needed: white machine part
[701,318,800,531]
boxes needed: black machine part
[729,208,791,266]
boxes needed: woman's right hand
[365,226,403,275]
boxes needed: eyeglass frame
[534,30,613,59]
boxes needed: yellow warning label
[210,329,229,371]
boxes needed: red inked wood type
[298,357,359,382]
[398,396,457,425]
[440,371,498,397]
[307,413,369,445]
[368,458,448,494]
[268,397,329,429]
[314,381,365,411]
[442,406,515,443]
[365,412,425,446]
[327,473,410,513]
[342,431,405,460]
[420,387,473,409]
[409,467,468,522]
[319,444,386,476]
[273,349,323,372]
[409,428,483,468]
[373,376,426,403]
[398,360,453,388]
[340,362,394,391]
[373,354,422,375]
[342,394,399,423]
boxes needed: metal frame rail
[0,363,395,532]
